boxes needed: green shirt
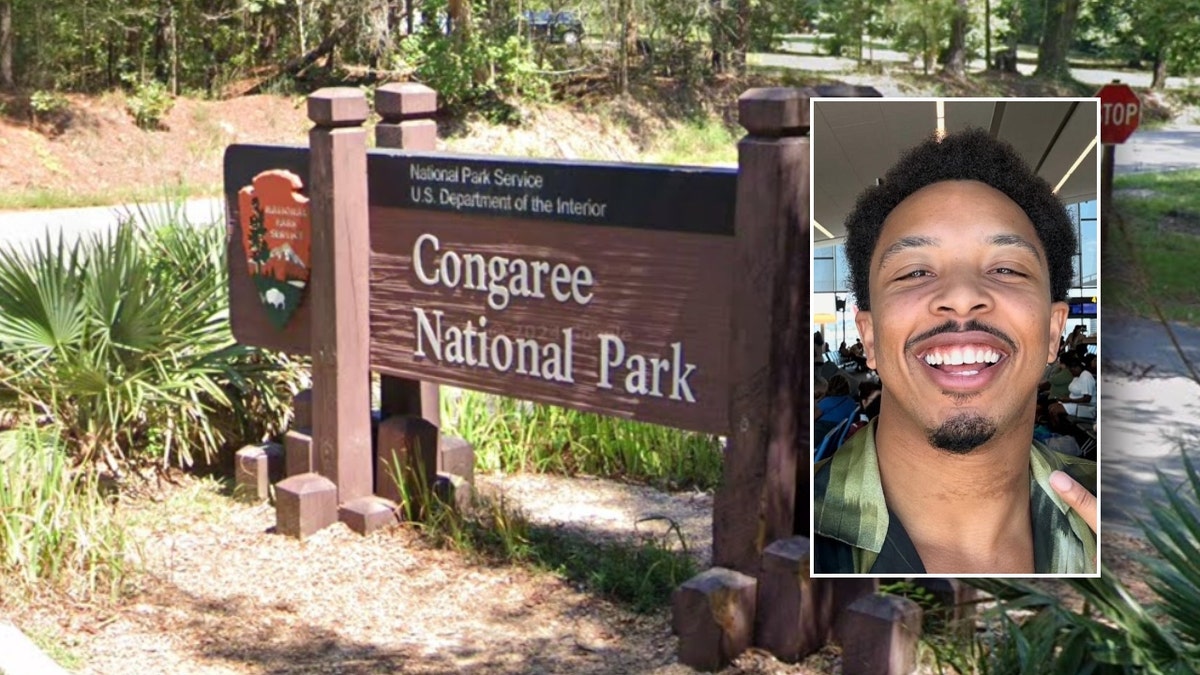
[1046,365,1074,399]
[813,419,1097,575]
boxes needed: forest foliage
[0,0,1196,114]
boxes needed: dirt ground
[9,474,838,675]
[0,92,313,199]
[0,83,729,204]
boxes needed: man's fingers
[1050,470,1097,533]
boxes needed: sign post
[1096,81,1141,252]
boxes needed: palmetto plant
[966,454,1200,674]
[0,212,304,470]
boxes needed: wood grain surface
[370,207,733,435]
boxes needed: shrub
[0,207,305,470]
[126,81,175,130]
[29,90,68,117]
[0,422,128,599]
[397,0,548,118]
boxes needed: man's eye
[992,267,1028,277]
[898,269,932,279]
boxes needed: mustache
[905,319,1017,353]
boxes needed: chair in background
[814,406,860,463]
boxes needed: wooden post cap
[672,567,758,671]
[738,88,812,137]
[307,88,369,127]
[375,83,438,120]
[836,593,923,675]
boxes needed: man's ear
[1048,301,1069,363]
[855,310,877,370]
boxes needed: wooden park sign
[227,146,738,434]
[225,85,816,671]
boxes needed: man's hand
[1050,470,1097,533]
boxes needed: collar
[814,418,1097,574]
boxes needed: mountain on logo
[269,243,307,268]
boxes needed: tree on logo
[247,196,271,271]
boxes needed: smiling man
[813,128,1097,575]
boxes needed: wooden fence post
[713,87,811,574]
[307,88,374,504]
[373,82,442,430]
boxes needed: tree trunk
[985,0,992,70]
[617,0,629,94]
[153,2,171,83]
[943,0,968,78]
[0,2,12,89]
[731,0,748,73]
[922,29,931,76]
[1034,0,1080,80]
[1151,46,1169,89]
[244,21,353,95]
[709,0,724,74]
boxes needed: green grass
[24,626,84,671]
[0,181,220,211]
[0,423,129,600]
[442,388,723,491]
[1107,170,1200,324]
[388,452,696,613]
[529,526,696,613]
[644,118,738,167]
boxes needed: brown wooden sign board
[224,144,737,434]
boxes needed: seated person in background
[813,372,857,440]
[1065,324,1087,352]
[813,376,829,421]
[846,338,870,372]
[1048,353,1097,422]
[857,380,882,421]
[1039,353,1074,403]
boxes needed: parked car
[520,10,584,45]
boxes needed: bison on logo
[238,170,312,329]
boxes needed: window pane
[1080,200,1097,221]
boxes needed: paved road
[1102,316,1200,536]
[1114,126,1200,174]
[768,37,1194,89]
[0,198,223,251]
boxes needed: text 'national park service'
[409,162,609,219]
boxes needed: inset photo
[809,98,1100,577]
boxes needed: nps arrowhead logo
[238,170,312,329]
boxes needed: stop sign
[1097,83,1141,145]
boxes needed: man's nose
[929,269,993,317]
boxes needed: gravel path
[11,475,834,675]
[476,474,715,568]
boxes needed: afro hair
[843,127,1077,311]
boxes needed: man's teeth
[922,347,1001,366]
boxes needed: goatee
[928,413,997,454]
